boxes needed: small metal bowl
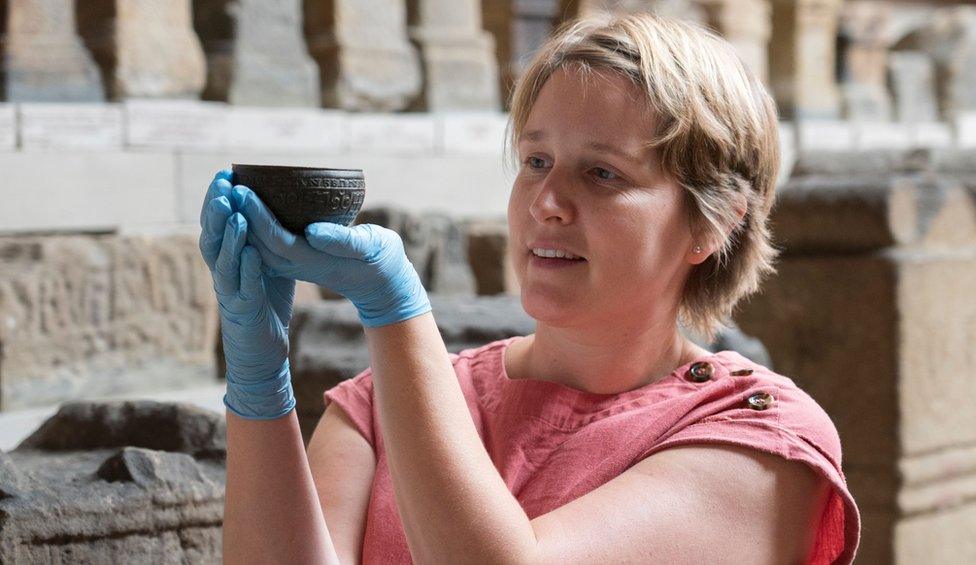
[231,164,365,234]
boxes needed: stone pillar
[304,0,422,111]
[838,0,892,121]
[697,0,771,83]
[734,151,976,564]
[406,0,500,111]
[0,0,103,101]
[193,0,319,106]
[888,51,939,123]
[76,0,206,99]
[768,0,843,120]
[481,0,516,107]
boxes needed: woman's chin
[519,290,584,327]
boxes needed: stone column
[838,0,892,121]
[304,0,422,111]
[193,0,319,106]
[697,0,771,83]
[768,0,843,119]
[76,0,206,99]
[0,0,103,101]
[406,0,500,111]
[735,151,976,564]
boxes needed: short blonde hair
[506,13,780,341]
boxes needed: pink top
[324,337,860,564]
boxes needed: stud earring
[693,245,702,254]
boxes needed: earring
[693,245,702,254]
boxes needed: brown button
[686,361,714,383]
[729,369,754,377]
[747,391,774,410]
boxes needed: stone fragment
[304,0,422,111]
[77,0,207,99]
[735,164,976,564]
[193,0,319,106]
[769,0,843,119]
[0,0,104,102]
[838,0,893,121]
[0,451,30,499]
[355,207,476,295]
[97,446,208,487]
[19,400,226,457]
[0,233,218,410]
[407,0,500,110]
[895,6,976,119]
[888,51,939,123]
[465,218,519,295]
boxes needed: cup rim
[231,163,364,177]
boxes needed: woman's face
[508,66,700,330]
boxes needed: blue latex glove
[232,184,431,328]
[199,170,296,420]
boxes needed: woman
[200,13,860,565]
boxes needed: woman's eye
[593,167,618,181]
[524,156,547,169]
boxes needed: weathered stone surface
[769,0,843,119]
[735,164,976,564]
[356,207,477,295]
[895,6,976,120]
[0,0,104,102]
[465,217,519,295]
[407,0,500,111]
[77,0,207,99]
[0,234,219,410]
[194,0,319,107]
[304,0,422,111]
[0,401,225,563]
[888,51,939,123]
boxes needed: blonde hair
[506,13,780,341]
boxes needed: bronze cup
[231,164,366,234]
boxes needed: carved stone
[193,0,319,106]
[735,151,976,563]
[769,0,843,119]
[838,0,892,121]
[0,401,225,563]
[77,0,206,99]
[0,234,218,411]
[304,0,422,111]
[407,0,500,110]
[0,0,103,101]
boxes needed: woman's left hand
[232,185,431,328]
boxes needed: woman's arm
[223,410,342,565]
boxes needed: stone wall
[735,148,976,564]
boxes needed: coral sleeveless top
[323,336,860,564]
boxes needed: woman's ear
[686,192,748,265]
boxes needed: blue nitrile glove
[199,170,297,420]
[232,184,431,328]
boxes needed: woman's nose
[528,167,576,225]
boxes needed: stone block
[854,121,911,150]
[735,166,976,563]
[909,122,953,149]
[225,107,343,152]
[441,112,509,155]
[305,0,422,111]
[77,0,207,99]
[0,104,16,150]
[888,51,939,123]
[0,233,218,410]
[0,151,178,232]
[126,99,229,150]
[956,112,976,148]
[194,0,319,107]
[18,103,124,150]
[796,120,854,152]
[346,113,438,155]
[0,401,225,563]
[0,0,104,102]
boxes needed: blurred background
[1,0,974,563]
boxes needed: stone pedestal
[407,0,500,111]
[77,0,206,99]
[769,0,843,120]
[735,150,976,564]
[0,234,218,411]
[0,0,103,101]
[193,0,319,107]
[839,0,892,121]
[304,0,422,111]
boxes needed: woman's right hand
[199,170,297,420]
